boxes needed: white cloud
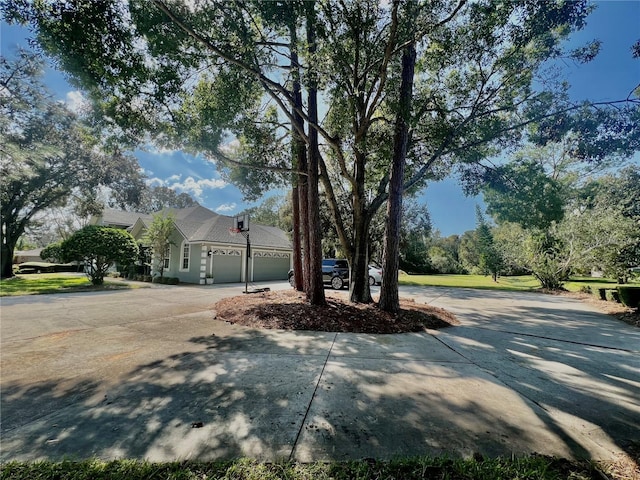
[173,176,227,198]
[147,177,165,187]
[147,174,226,200]
[220,139,240,153]
[65,90,89,114]
[215,203,237,213]
[147,145,179,156]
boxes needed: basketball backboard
[234,214,249,232]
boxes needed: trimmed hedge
[617,286,640,308]
[149,276,181,285]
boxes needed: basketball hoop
[230,215,250,294]
[234,214,249,232]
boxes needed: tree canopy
[0,50,144,278]
[136,186,199,214]
[142,211,176,278]
[5,0,638,303]
[482,142,640,287]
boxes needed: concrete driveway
[1,282,638,462]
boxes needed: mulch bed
[213,289,459,334]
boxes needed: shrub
[143,275,152,282]
[579,285,592,294]
[152,276,162,284]
[617,286,640,308]
[161,277,170,284]
[61,226,138,285]
[41,242,64,263]
[597,288,607,300]
[168,277,179,285]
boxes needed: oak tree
[0,50,144,278]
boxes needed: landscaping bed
[556,290,640,328]
[213,289,459,333]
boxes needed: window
[181,242,190,270]
[163,243,170,270]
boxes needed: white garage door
[212,249,242,283]
[253,252,290,281]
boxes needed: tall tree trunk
[349,214,372,303]
[291,186,304,291]
[349,150,373,303]
[299,171,310,292]
[1,241,15,279]
[290,21,305,292]
[305,3,326,306]
[1,215,22,279]
[379,41,416,313]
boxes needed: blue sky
[2,1,639,235]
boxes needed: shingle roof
[99,209,153,227]
[181,214,291,249]
[103,206,291,250]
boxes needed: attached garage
[121,205,293,284]
[253,251,290,281]
[211,248,243,283]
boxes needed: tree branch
[154,0,342,156]
[206,149,305,176]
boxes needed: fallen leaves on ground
[556,291,640,328]
[600,441,640,480]
[213,289,458,333]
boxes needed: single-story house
[92,206,293,284]
[13,248,44,264]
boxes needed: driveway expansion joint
[327,353,471,363]
[430,333,475,364]
[289,332,337,461]
[469,325,639,353]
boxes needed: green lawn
[0,274,131,296]
[398,273,635,293]
[399,273,540,291]
[563,276,625,293]
[0,456,607,480]
[4,272,633,297]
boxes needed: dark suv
[322,258,349,289]
[288,258,350,290]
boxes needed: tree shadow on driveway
[1,292,638,465]
[417,287,640,465]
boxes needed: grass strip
[0,456,605,480]
[0,274,132,296]
[398,273,635,294]
[399,274,541,291]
